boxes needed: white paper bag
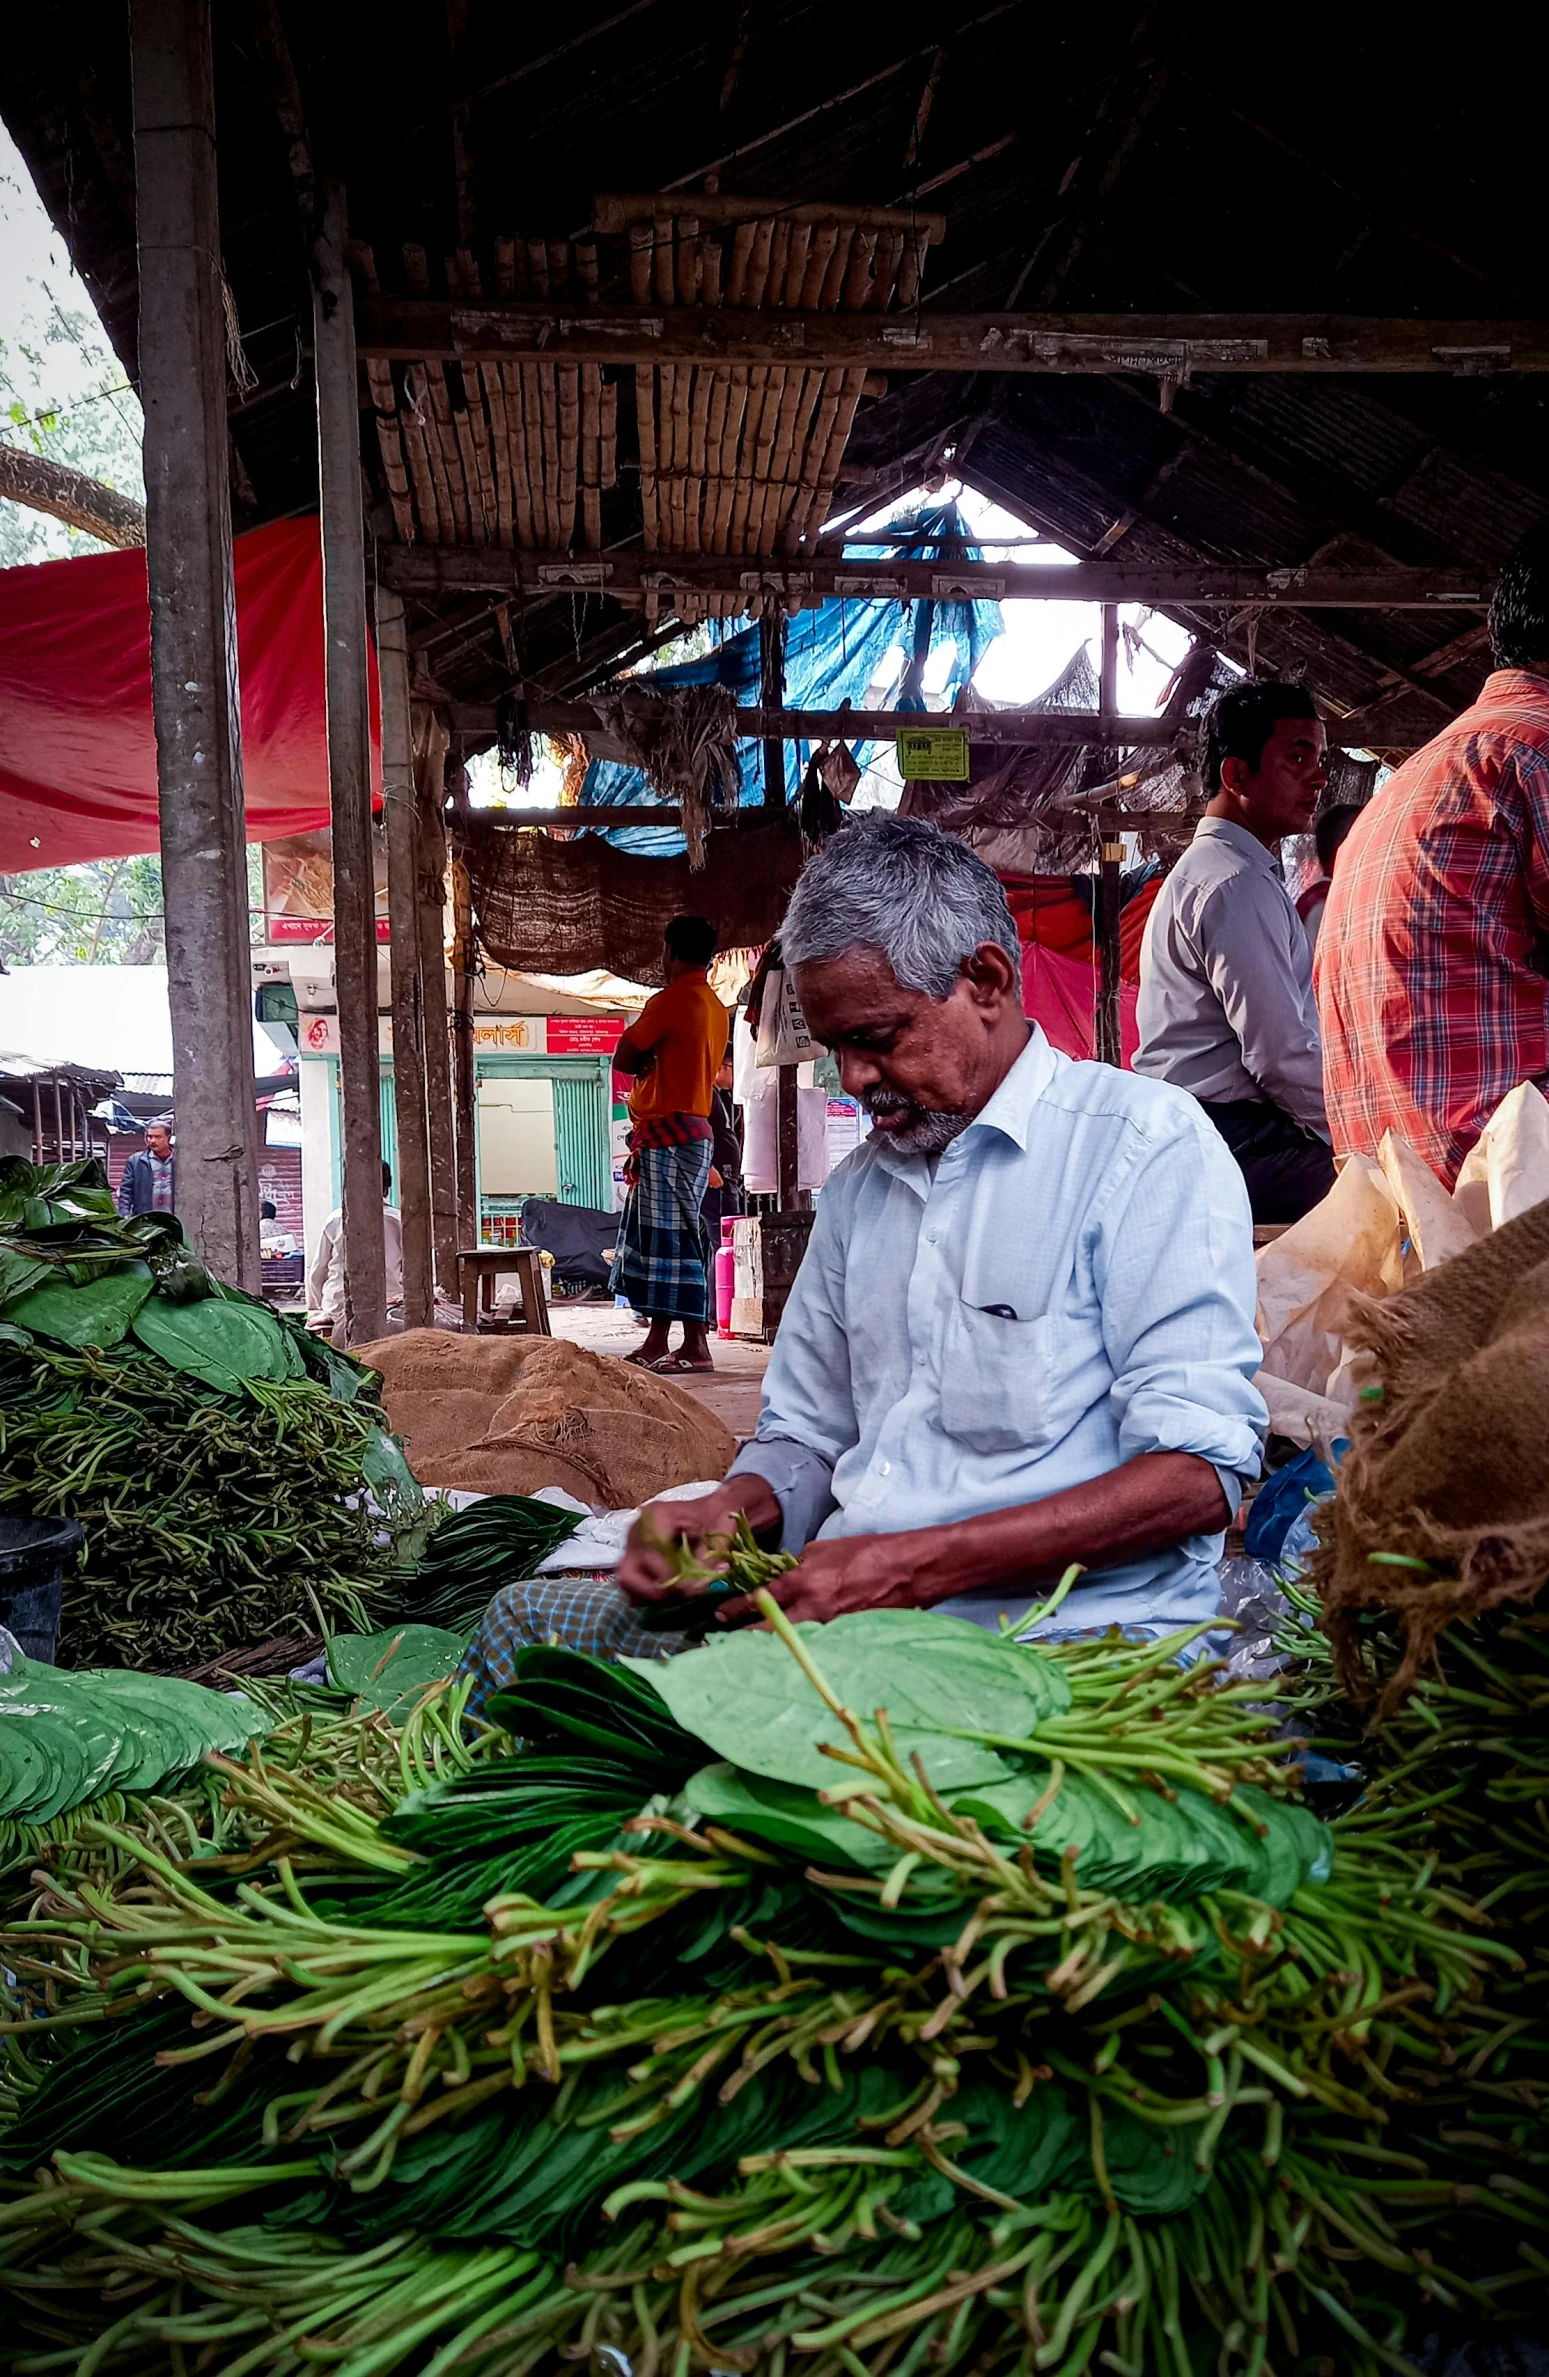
[1453,1081,1549,1229]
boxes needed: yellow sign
[472,1019,543,1053]
[895,726,970,783]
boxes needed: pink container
[715,1216,737,1338]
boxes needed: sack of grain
[357,1330,736,1508]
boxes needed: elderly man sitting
[458,816,1265,1705]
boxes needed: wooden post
[1096,810,1124,1070]
[377,588,434,1328]
[759,611,787,810]
[776,1062,804,1208]
[449,847,478,1258]
[312,181,386,1344]
[413,710,459,1299]
[1095,606,1123,1067]
[1099,602,1119,739]
[130,0,261,1289]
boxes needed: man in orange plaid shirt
[1317,527,1549,1186]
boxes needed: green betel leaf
[0,1243,51,1305]
[327,1625,468,1715]
[131,1295,291,1393]
[2,1261,154,1348]
[361,1428,423,1507]
[628,1608,1071,1793]
[683,1762,897,1871]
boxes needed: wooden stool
[456,1246,552,1336]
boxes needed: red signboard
[269,916,391,942]
[546,1013,627,1054]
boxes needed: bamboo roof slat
[483,362,514,549]
[557,363,580,546]
[399,395,443,542]
[725,220,757,305]
[636,363,660,556]
[599,377,618,489]
[376,194,943,601]
[366,358,415,541]
[537,363,562,547]
[503,364,536,547]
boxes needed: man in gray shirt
[1135,681,1336,1224]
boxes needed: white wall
[477,1076,557,1196]
[298,1060,337,1272]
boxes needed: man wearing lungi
[611,913,729,1374]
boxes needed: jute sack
[1309,1194,1549,1712]
[358,1330,736,1508]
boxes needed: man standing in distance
[1134,682,1334,1223]
[611,914,728,1373]
[1318,525,1549,1185]
[116,1117,176,1217]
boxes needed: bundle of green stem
[0,1602,1533,2377]
[633,1511,800,1630]
[1277,1572,1549,2282]
[0,1340,409,1669]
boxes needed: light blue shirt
[728,1027,1267,1636]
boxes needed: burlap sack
[1310,1194,1549,1710]
[359,1330,736,1508]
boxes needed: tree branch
[0,444,146,548]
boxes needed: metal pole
[377,587,434,1328]
[130,0,261,1288]
[312,181,386,1344]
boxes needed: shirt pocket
[938,1301,1055,1455]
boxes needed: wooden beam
[377,588,434,1330]
[452,700,1187,748]
[593,192,948,240]
[357,300,1549,376]
[0,444,146,547]
[130,0,261,1291]
[382,545,1488,610]
[313,183,386,1345]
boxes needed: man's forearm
[896,1452,1230,1607]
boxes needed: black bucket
[0,1515,84,1666]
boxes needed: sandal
[647,1352,715,1374]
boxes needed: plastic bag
[754,965,820,1068]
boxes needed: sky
[0,124,144,569]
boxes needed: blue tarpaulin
[575,501,1004,856]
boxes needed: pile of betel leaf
[1,1591,1534,2377]
[0,1652,273,1875]
[0,1158,422,1670]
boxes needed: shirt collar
[1192,814,1283,877]
[866,1027,1059,1188]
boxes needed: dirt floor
[547,1297,770,1442]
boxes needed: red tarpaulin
[0,516,377,871]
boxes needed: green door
[552,1069,611,1209]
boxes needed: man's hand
[735,1528,945,1627]
[617,1474,782,1603]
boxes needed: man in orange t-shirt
[610,914,729,1371]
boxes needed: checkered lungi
[455,1573,677,1717]
[609,1132,712,1323]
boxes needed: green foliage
[629,1606,1072,1791]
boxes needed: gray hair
[779,814,1022,1000]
